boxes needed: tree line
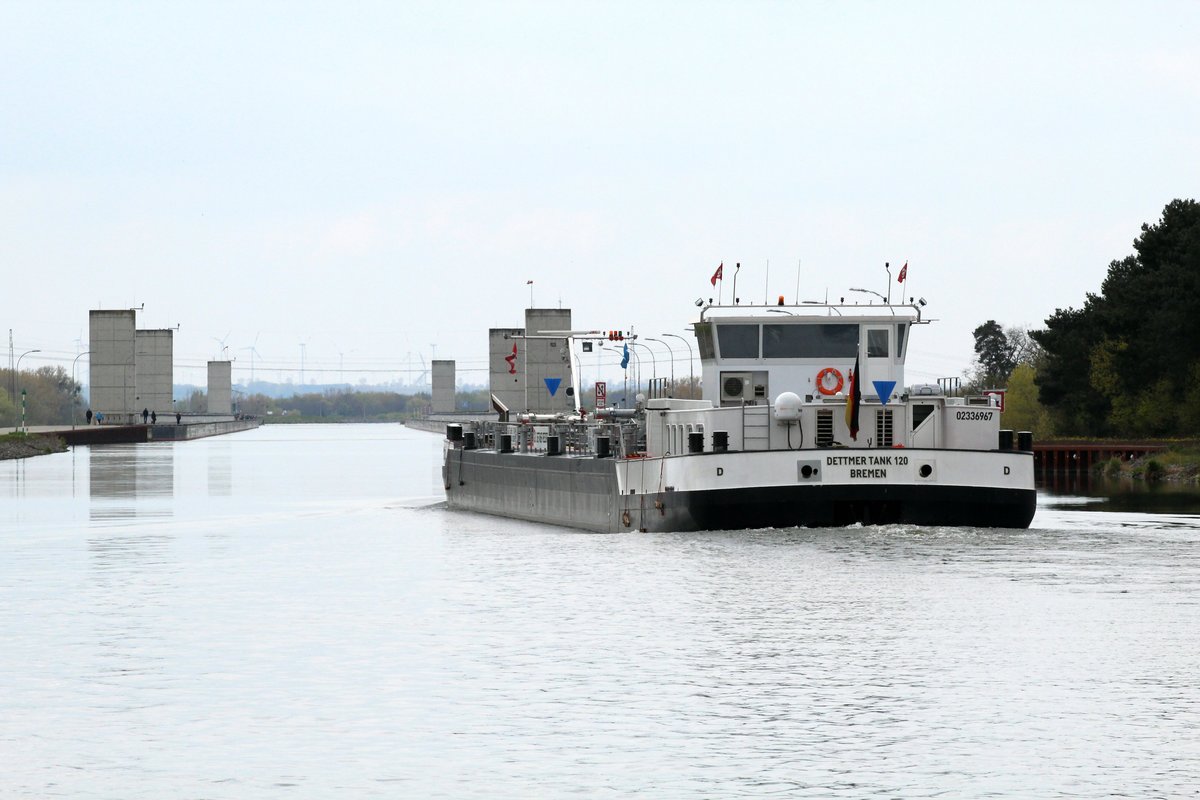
[0,366,83,427]
[971,198,1200,438]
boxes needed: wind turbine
[239,332,262,388]
[211,330,231,360]
[332,339,357,385]
[415,353,430,386]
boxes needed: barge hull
[444,449,1036,532]
[643,483,1036,531]
[444,449,620,532]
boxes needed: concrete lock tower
[89,309,176,424]
[431,360,456,413]
[135,329,173,418]
[488,308,573,414]
[89,309,137,423]
[207,361,232,414]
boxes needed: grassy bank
[1097,445,1200,484]
[0,432,67,461]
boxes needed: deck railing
[461,419,642,458]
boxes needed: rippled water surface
[2,424,1198,798]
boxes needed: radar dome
[774,391,802,421]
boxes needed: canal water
[1,424,1197,798]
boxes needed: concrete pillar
[207,361,232,414]
[89,309,137,422]
[135,329,173,419]
[431,360,456,413]
[488,308,576,414]
[524,309,573,414]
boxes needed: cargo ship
[442,295,1035,531]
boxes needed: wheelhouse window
[867,328,889,358]
[717,324,759,359]
[762,323,857,358]
[896,324,907,361]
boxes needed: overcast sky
[3,1,1198,389]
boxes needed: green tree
[181,389,207,412]
[0,387,17,428]
[972,320,1016,387]
[1000,363,1053,438]
[27,366,81,424]
[238,393,271,417]
[1031,304,1112,434]
[967,322,1041,393]
[0,366,82,426]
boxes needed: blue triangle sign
[873,380,897,404]
[544,377,562,396]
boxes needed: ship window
[912,404,935,430]
[896,324,907,360]
[763,324,857,358]
[867,329,889,357]
[694,323,715,360]
[717,324,759,358]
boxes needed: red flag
[710,262,723,286]
[897,261,908,283]
[504,343,517,374]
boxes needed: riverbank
[1104,445,1200,484]
[0,433,67,460]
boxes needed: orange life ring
[816,367,844,396]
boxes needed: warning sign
[595,381,607,408]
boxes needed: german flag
[845,354,861,440]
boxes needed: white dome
[774,391,802,421]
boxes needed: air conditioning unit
[721,372,753,403]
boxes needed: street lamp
[850,287,887,304]
[14,349,40,433]
[661,333,694,398]
[72,351,90,429]
[621,343,639,395]
[645,337,675,396]
[630,342,656,396]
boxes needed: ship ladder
[743,405,771,451]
